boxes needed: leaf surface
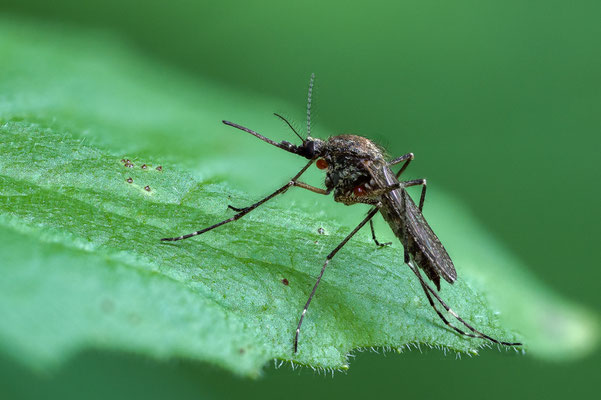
[0,19,597,377]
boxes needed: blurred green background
[1,0,599,398]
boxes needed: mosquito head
[270,113,327,159]
[294,136,326,159]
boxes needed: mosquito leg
[418,184,426,212]
[388,152,426,211]
[405,254,522,346]
[389,153,414,178]
[370,219,392,247]
[401,178,427,212]
[421,272,522,346]
[294,206,381,353]
[227,205,247,212]
[293,181,330,195]
[404,252,479,339]
[162,160,318,241]
[227,181,328,213]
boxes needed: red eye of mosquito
[353,185,366,196]
[316,159,328,170]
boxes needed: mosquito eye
[353,185,367,196]
[316,159,328,170]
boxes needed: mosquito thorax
[320,135,387,205]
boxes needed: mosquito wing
[376,165,457,287]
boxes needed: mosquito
[161,74,522,353]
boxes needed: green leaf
[0,19,598,377]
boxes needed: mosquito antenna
[306,73,315,137]
[273,113,305,143]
